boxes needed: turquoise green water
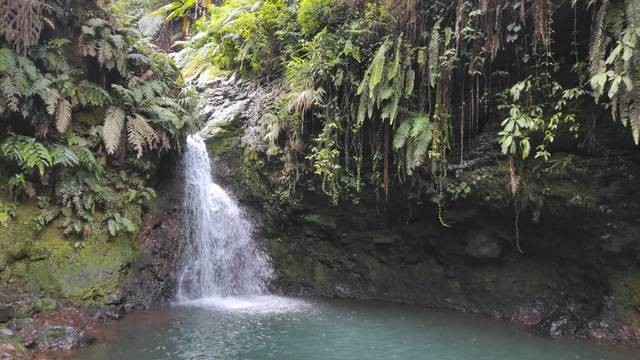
[67,296,638,360]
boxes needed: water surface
[66,296,638,360]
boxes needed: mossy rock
[0,306,14,323]
[34,298,57,313]
[301,213,337,230]
[0,195,138,305]
[612,271,640,327]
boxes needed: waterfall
[177,134,274,300]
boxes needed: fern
[1,135,53,176]
[127,113,159,158]
[103,106,126,155]
[393,113,433,174]
[589,1,608,98]
[1,75,19,111]
[393,120,412,150]
[405,68,415,97]
[55,99,72,133]
[76,81,112,107]
[51,145,80,167]
[368,38,392,98]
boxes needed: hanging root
[514,190,524,254]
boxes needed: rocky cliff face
[187,76,640,346]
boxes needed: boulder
[32,325,94,351]
[0,307,13,323]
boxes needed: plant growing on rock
[0,0,194,237]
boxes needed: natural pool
[64,296,638,360]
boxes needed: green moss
[612,271,640,327]
[279,253,314,284]
[205,117,245,157]
[34,298,57,312]
[0,193,138,305]
[313,263,329,287]
[364,256,380,281]
[301,213,337,230]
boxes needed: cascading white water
[177,134,274,301]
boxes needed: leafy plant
[0,201,16,228]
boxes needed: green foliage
[588,0,640,143]
[0,2,193,237]
[152,0,198,22]
[0,201,16,228]
[297,0,334,36]
[175,0,296,79]
[105,211,138,237]
[1,136,53,176]
[393,113,433,174]
[158,0,640,221]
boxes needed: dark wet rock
[13,307,96,355]
[0,307,13,323]
[95,306,125,321]
[464,229,502,260]
[105,291,124,305]
[30,325,93,351]
[120,153,184,310]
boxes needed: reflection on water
[65,297,638,360]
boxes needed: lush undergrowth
[0,0,195,238]
[150,0,639,220]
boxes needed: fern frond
[405,68,415,97]
[393,120,412,150]
[410,114,429,139]
[103,106,125,155]
[127,113,158,158]
[589,1,608,95]
[44,88,61,115]
[51,145,79,167]
[55,99,72,133]
[1,76,19,111]
[388,35,403,80]
[369,38,392,98]
[76,81,112,107]
[0,48,17,72]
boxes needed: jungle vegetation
[1,0,639,237]
[0,0,196,237]
[149,0,639,222]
